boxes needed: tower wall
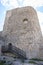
[3,6,42,58]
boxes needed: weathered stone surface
[1,44,27,59]
[0,56,37,65]
[2,6,42,59]
[0,31,5,55]
[0,31,5,44]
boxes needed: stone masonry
[0,6,43,59]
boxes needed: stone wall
[3,6,42,59]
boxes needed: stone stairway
[1,44,27,59]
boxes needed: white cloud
[1,0,9,7]
[1,0,43,9]
[0,10,6,31]
[1,0,18,9]
[37,11,43,35]
[23,0,43,8]
[37,11,43,24]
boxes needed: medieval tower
[2,6,42,59]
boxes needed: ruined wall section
[3,6,42,58]
[3,6,42,44]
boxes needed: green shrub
[0,61,12,65]
[0,61,5,65]
[30,58,43,61]
[29,60,37,64]
[21,59,25,63]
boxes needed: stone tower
[3,6,42,59]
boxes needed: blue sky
[37,6,43,12]
[0,2,6,30]
[0,0,43,35]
